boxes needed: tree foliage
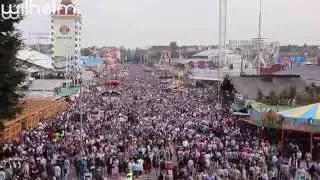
[288,86,296,99]
[0,0,25,122]
[80,48,92,56]
[256,85,320,106]
[257,88,264,101]
[169,41,178,58]
[296,85,320,105]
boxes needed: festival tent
[278,103,320,156]
[278,103,320,126]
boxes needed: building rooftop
[279,45,319,57]
[193,48,233,57]
[276,65,320,86]
[230,75,307,100]
[16,49,53,70]
[28,79,66,91]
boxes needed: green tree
[119,46,126,62]
[0,0,26,125]
[279,89,288,104]
[288,86,296,99]
[279,89,288,98]
[80,48,92,56]
[268,91,278,105]
[126,49,133,62]
[257,88,264,101]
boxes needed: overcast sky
[20,0,320,48]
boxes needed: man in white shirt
[137,158,144,174]
[187,159,194,176]
[53,165,61,179]
[0,167,6,180]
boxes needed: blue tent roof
[278,103,320,125]
[80,56,103,66]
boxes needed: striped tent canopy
[278,103,320,126]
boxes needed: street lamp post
[79,68,84,153]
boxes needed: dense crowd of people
[1,64,320,180]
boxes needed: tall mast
[223,0,227,66]
[257,0,263,74]
[218,0,227,103]
[218,0,227,67]
[258,0,262,39]
[218,0,222,66]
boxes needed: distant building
[27,44,52,55]
[100,47,121,66]
[280,45,319,57]
[51,0,82,73]
[146,44,210,60]
[146,46,172,60]
[279,45,320,65]
[16,49,54,73]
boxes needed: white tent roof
[16,49,53,70]
[191,69,223,81]
[176,58,207,64]
[193,48,233,57]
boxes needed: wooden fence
[0,99,67,142]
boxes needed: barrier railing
[0,99,67,142]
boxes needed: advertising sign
[278,56,305,65]
[53,19,76,57]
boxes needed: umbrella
[278,103,320,125]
